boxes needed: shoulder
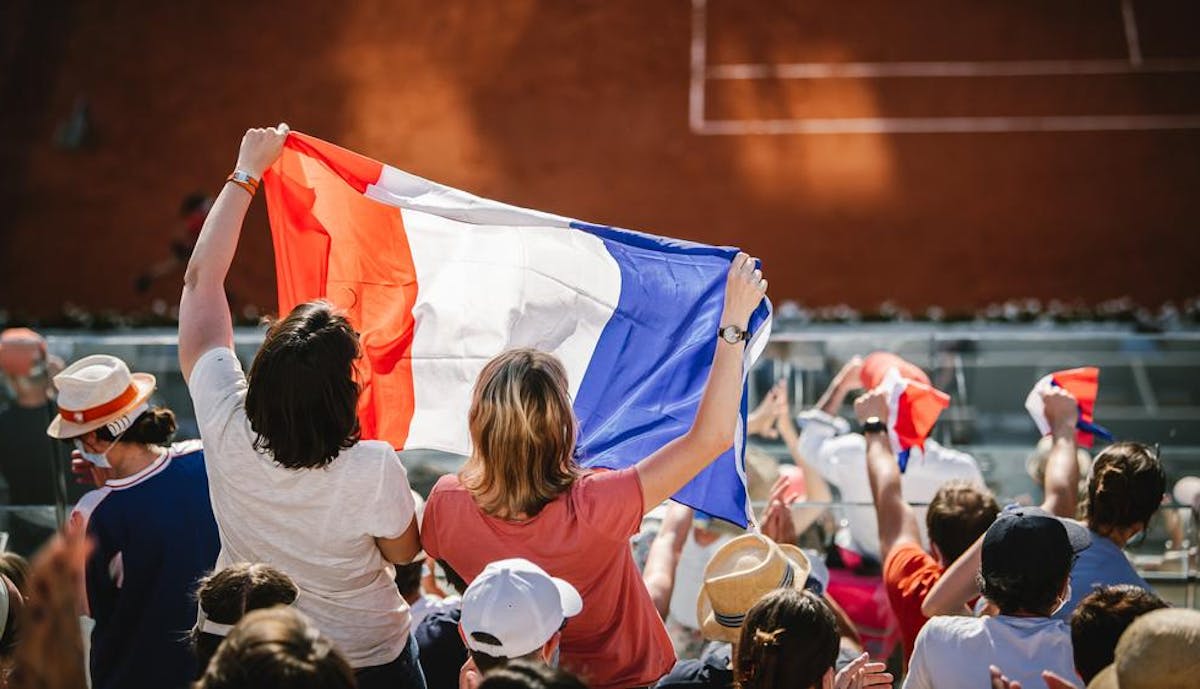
[654,659,707,687]
[72,488,114,529]
[884,541,938,582]
[921,614,983,642]
[169,439,205,460]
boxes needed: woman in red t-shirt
[421,253,767,689]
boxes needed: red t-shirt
[883,541,944,663]
[421,468,675,689]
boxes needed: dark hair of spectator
[476,660,588,689]
[194,606,355,689]
[468,630,544,675]
[926,480,1000,563]
[1070,584,1169,683]
[979,549,1072,616]
[245,301,362,469]
[192,563,300,676]
[734,589,839,689]
[1084,442,1166,535]
[96,407,177,445]
[439,560,468,596]
[0,553,30,597]
[393,561,423,600]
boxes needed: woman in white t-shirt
[178,124,423,689]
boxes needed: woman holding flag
[420,252,768,688]
[178,124,424,689]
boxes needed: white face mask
[75,436,118,469]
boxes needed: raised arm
[1040,388,1081,518]
[815,355,864,416]
[178,124,289,382]
[642,503,695,619]
[855,388,922,559]
[636,252,767,512]
[775,381,836,534]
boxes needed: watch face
[720,326,743,344]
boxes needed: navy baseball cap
[982,506,1091,580]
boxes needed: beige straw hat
[696,533,811,642]
[1086,608,1200,689]
[45,355,156,439]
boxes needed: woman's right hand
[234,123,290,179]
[720,252,767,329]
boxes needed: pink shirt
[422,468,675,689]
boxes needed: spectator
[733,588,889,689]
[45,354,219,689]
[0,328,68,556]
[0,573,22,683]
[655,533,814,688]
[1087,608,1200,689]
[413,562,469,689]
[458,558,582,686]
[793,355,986,563]
[904,506,1090,689]
[852,387,998,663]
[178,125,423,689]
[194,607,357,689]
[1056,441,1166,620]
[7,524,87,689]
[421,252,767,689]
[192,563,300,677]
[1026,435,1092,517]
[474,661,588,689]
[1069,585,1167,684]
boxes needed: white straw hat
[46,355,156,439]
[697,533,811,642]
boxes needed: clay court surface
[3,0,1199,317]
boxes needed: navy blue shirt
[414,607,466,689]
[74,441,220,689]
[655,644,733,688]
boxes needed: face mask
[75,436,117,469]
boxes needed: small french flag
[1025,367,1113,448]
[878,367,951,473]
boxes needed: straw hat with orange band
[45,355,156,440]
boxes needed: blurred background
[1,0,1198,619]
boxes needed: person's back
[1055,442,1165,621]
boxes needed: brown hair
[926,480,1000,564]
[1085,442,1166,535]
[460,349,580,518]
[245,301,361,469]
[192,563,300,674]
[194,607,355,689]
[96,407,177,446]
[734,589,838,689]
[0,553,30,597]
[1070,584,1168,683]
[477,660,588,689]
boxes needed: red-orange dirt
[3,0,1198,318]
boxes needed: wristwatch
[861,416,887,435]
[717,324,748,344]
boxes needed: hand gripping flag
[263,133,772,526]
[1025,367,1112,448]
[877,366,951,473]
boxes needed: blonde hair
[461,349,581,518]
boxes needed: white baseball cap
[460,558,583,659]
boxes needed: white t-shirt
[189,347,416,668]
[796,412,984,561]
[904,615,1078,689]
[668,528,734,630]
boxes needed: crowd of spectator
[0,125,1197,689]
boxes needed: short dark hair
[1070,585,1168,683]
[439,559,468,596]
[245,301,361,469]
[476,660,587,689]
[468,631,542,675]
[96,407,177,446]
[1085,442,1166,533]
[735,589,839,689]
[927,480,1000,563]
[979,552,1072,616]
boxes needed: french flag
[878,367,951,473]
[263,133,772,526]
[1025,367,1113,448]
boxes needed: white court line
[688,0,1200,135]
[707,57,1200,80]
[697,114,1200,135]
[1122,0,1144,67]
